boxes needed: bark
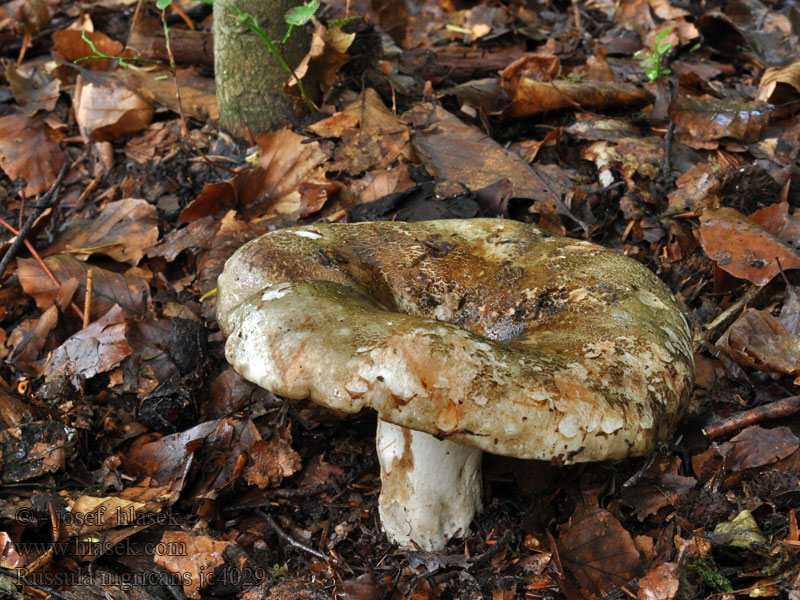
[213,0,308,139]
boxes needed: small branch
[704,395,800,438]
[256,508,335,564]
[83,268,94,328]
[0,163,69,282]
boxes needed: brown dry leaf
[7,277,78,372]
[122,315,206,399]
[0,110,67,197]
[61,494,148,537]
[716,307,800,375]
[666,160,726,212]
[40,304,132,394]
[154,531,238,599]
[668,96,769,148]
[349,165,416,204]
[620,455,696,521]
[637,562,680,600]
[0,421,71,482]
[204,366,262,418]
[5,62,59,113]
[757,61,800,104]
[285,23,354,104]
[750,201,800,246]
[698,207,800,286]
[500,55,650,118]
[242,423,302,489]
[193,419,300,496]
[125,120,184,164]
[125,420,218,487]
[307,88,411,175]
[179,131,330,224]
[123,66,219,122]
[404,103,560,209]
[48,198,159,265]
[18,254,149,317]
[718,426,800,471]
[337,574,382,600]
[558,504,640,596]
[52,28,124,72]
[74,71,154,142]
[146,215,219,262]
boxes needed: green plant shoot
[635,27,674,83]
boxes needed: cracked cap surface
[217,219,694,463]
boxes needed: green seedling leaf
[655,27,673,44]
[156,0,172,8]
[285,0,319,26]
[658,42,673,54]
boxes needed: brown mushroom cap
[217,219,694,463]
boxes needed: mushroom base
[376,419,483,552]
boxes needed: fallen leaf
[52,28,124,72]
[558,504,640,596]
[757,61,800,104]
[40,304,132,396]
[307,88,411,175]
[637,562,680,600]
[717,426,799,471]
[500,54,651,118]
[698,207,800,286]
[716,307,800,375]
[668,96,769,147]
[404,104,561,209]
[74,71,154,142]
[0,110,67,196]
[18,254,149,317]
[47,198,159,265]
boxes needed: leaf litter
[1,0,800,598]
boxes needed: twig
[704,395,800,438]
[662,81,676,189]
[83,268,94,328]
[0,163,69,282]
[256,508,335,564]
[158,13,236,176]
[0,218,84,320]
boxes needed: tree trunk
[214,0,309,139]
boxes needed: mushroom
[216,219,694,551]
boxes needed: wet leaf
[698,207,800,286]
[668,96,769,147]
[500,54,651,118]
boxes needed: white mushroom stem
[376,419,483,552]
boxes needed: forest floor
[0,0,799,598]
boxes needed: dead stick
[704,395,800,438]
[83,268,94,328]
[0,163,69,282]
[256,508,335,564]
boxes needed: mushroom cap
[217,219,694,463]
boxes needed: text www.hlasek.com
[14,538,187,558]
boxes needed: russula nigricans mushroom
[216,219,694,551]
